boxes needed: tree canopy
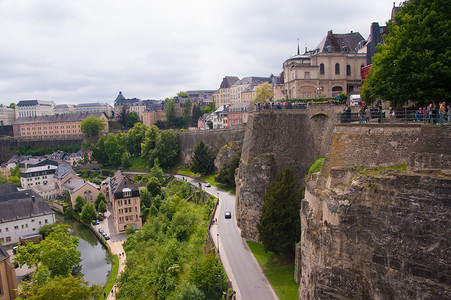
[80,115,106,137]
[191,141,216,175]
[257,166,301,256]
[126,111,140,128]
[253,82,273,104]
[361,0,451,106]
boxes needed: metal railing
[339,109,451,124]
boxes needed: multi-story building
[0,183,56,246]
[197,113,212,130]
[213,76,239,107]
[13,112,108,140]
[54,163,78,192]
[227,102,253,127]
[113,92,140,118]
[283,30,367,99]
[75,103,113,117]
[20,164,59,199]
[211,105,228,129]
[230,76,272,104]
[106,170,142,232]
[62,177,100,208]
[15,100,55,119]
[0,243,17,300]
[0,163,15,180]
[0,105,15,126]
[19,157,58,170]
[54,104,75,115]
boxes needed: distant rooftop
[14,112,105,125]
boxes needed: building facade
[230,77,272,104]
[13,112,108,140]
[0,184,55,246]
[227,102,253,127]
[15,100,55,119]
[0,105,15,126]
[62,177,100,208]
[75,103,113,117]
[106,170,142,232]
[283,30,367,99]
[0,244,17,300]
[213,76,239,107]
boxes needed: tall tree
[183,98,192,127]
[253,82,273,104]
[215,150,241,187]
[165,97,176,128]
[361,0,451,106]
[126,111,140,128]
[257,166,301,256]
[29,275,101,300]
[126,122,148,156]
[92,135,108,165]
[74,195,85,212]
[191,104,202,127]
[152,130,179,169]
[80,115,106,137]
[81,202,97,222]
[141,125,159,166]
[105,133,125,167]
[191,141,216,175]
[94,192,107,209]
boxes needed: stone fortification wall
[236,105,343,240]
[177,125,245,167]
[300,124,451,299]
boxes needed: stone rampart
[177,125,246,167]
[236,105,343,240]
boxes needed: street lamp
[217,233,219,254]
[315,87,323,99]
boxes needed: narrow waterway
[55,214,111,287]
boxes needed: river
[55,214,111,287]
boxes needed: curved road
[175,175,277,300]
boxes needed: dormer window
[123,188,132,197]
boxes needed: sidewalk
[106,241,126,300]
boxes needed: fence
[339,109,451,124]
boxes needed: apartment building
[15,100,55,119]
[54,104,75,115]
[75,103,113,117]
[0,244,17,300]
[230,77,272,104]
[0,105,15,126]
[283,30,367,99]
[0,184,56,246]
[62,177,100,208]
[227,102,253,128]
[13,112,108,140]
[106,170,142,232]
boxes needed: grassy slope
[247,241,299,300]
[100,255,119,299]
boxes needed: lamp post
[217,233,219,254]
[315,87,323,99]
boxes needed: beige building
[15,100,55,119]
[283,30,367,99]
[106,170,142,232]
[62,177,100,207]
[54,104,75,115]
[142,109,166,127]
[231,77,272,104]
[0,244,17,300]
[13,112,108,140]
[213,76,239,107]
[75,103,113,117]
[0,105,15,126]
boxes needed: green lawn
[175,166,198,177]
[247,241,299,300]
[100,254,119,299]
[129,156,147,171]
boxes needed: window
[320,63,325,75]
[346,65,351,76]
[6,236,11,242]
[304,72,310,79]
[335,63,340,75]
[6,227,8,232]
[45,219,48,224]
[14,225,19,230]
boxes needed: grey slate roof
[110,170,140,196]
[0,183,17,194]
[62,177,98,193]
[219,76,240,89]
[0,186,54,223]
[54,163,76,180]
[17,100,54,107]
[13,112,105,125]
[315,30,364,54]
[233,76,272,86]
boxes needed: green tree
[257,166,301,256]
[201,106,214,114]
[253,82,273,104]
[105,133,126,167]
[121,151,131,169]
[183,98,192,127]
[169,282,205,300]
[191,141,215,175]
[147,177,162,197]
[98,201,107,214]
[149,158,165,183]
[189,253,227,299]
[361,0,451,106]
[215,150,241,187]
[81,201,97,222]
[92,135,108,165]
[191,104,202,127]
[177,91,189,98]
[165,97,177,128]
[339,92,348,104]
[152,130,179,169]
[206,121,213,129]
[30,275,101,300]
[74,195,85,212]
[141,125,159,165]
[126,122,148,156]
[94,192,106,209]
[126,111,140,128]
[8,102,16,108]
[80,115,106,137]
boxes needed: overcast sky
[0,0,399,105]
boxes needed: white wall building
[0,184,55,246]
[20,165,58,190]
[15,100,55,119]
[0,105,15,126]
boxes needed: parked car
[98,228,104,235]
[205,183,211,187]
[225,211,232,219]
[103,235,110,240]
[92,220,99,225]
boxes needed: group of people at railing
[341,101,449,124]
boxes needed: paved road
[175,175,277,300]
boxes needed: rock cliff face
[299,125,451,299]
